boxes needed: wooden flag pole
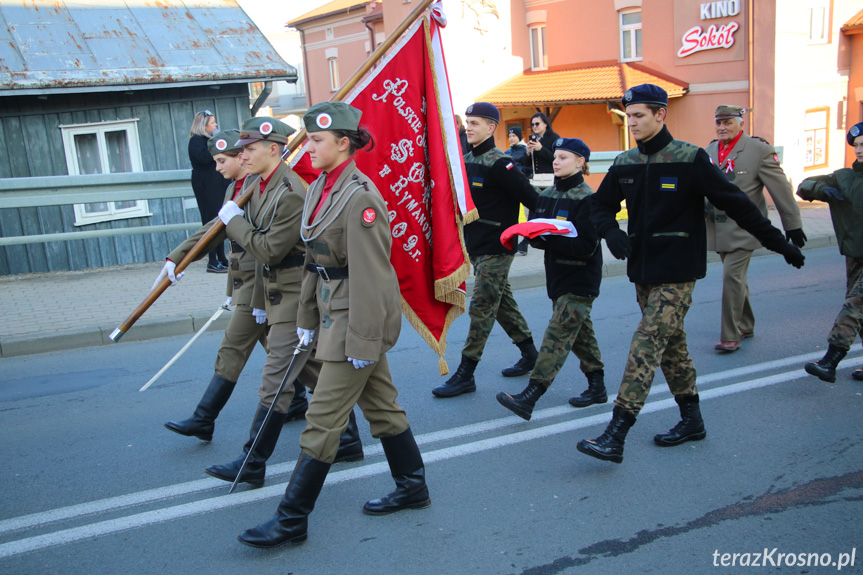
[110,0,437,342]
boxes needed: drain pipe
[250,81,273,117]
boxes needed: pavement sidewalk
[0,204,837,358]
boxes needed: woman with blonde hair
[188,109,229,272]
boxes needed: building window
[60,119,149,226]
[326,27,334,39]
[620,9,642,62]
[808,0,830,44]
[328,58,340,91]
[803,107,829,170]
[249,82,265,99]
[529,25,547,71]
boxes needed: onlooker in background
[524,112,560,182]
[456,114,469,153]
[797,122,863,383]
[505,126,531,256]
[705,105,806,353]
[189,110,230,273]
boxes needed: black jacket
[522,129,559,176]
[189,134,229,223]
[463,137,539,256]
[531,172,602,299]
[505,143,531,177]
[590,126,787,284]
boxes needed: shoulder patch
[752,136,771,145]
[362,208,376,227]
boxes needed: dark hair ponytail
[332,125,374,153]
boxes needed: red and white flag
[291,6,475,374]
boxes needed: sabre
[138,303,230,392]
[229,342,311,494]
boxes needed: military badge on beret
[466,105,474,115]
[362,208,376,227]
[624,90,633,103]
[259,121,273,135]
[852,125,861,138]
[215,138,228,151]
[316,113,333,129]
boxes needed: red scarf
[717,131,743,166]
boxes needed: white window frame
[60,119,150,226]
[326,27,334,39]
[529,25,547,71]
[328,58,340,91]
[619,9,642,62]
[808,0,830,44]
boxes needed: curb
[0,234,838,359]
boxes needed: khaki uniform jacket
[297,160,401,362]
[225,162,309,325]
[705,132,802,252]
[167,181,262,307]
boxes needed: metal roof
[0,0,298,95]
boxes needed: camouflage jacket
[590,126,787,284]
[531,172,602,299]
[464,136,538,256]
[797,161,863,259]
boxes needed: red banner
[291,13,474,374]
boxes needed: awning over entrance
[478,62,689,107]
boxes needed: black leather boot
[237,453,331,548]
[432,356,477,397]
[576,406,637,464]
[853,369,863,381]
[496,379,546,420]
[334,408,364,463]
[164,373,236,441]
[501,337,538,377]
[285,380,309,422]
[804,345,847,383]
[205,404,287,488]
[363,427,431,515]
[654,394,707,447]
[569,370,608,408]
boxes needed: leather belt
[263,253,305,274]
[305,263,349,282]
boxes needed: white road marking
[1,352,860,559]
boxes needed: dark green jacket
[797,161,863,259]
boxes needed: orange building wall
[846,32,863,166]
[300,16,372,107]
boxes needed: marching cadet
[432,102,539,398]
[798,122,863,383]
[705,105,806,352]
[157,129,297,443]
[496,138,606,420]
[207,117,363,489]
[238,102,430,549]
[578,84,805,464]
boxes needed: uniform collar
[472,136,496,156]
[636,125,673,156]
[854,161,863,174]
[554,171,584,191]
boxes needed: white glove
[252,308,267,324]
[348,357,374,370]
[297,327,315,346]
[218,201,244,225]
[223,297,232,308]
[152,260,184,290]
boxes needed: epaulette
[351,173,370,191]
[709,139,718,144]
[752,135,771,145]
[282,177,293,192]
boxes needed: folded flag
[500,218,577,249]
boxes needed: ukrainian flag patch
[471,177,484,188]
[660,177,678,191]
[556,210,569,221]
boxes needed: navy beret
[553,137,590,162]
[847,122,863,146]
[622,83,668,108]
[465,102,500,123]
[508,126,523,139]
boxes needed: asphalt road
[0,246,860,575]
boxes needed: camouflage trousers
[615,282,698,414]
[827,256,863,350]
[531,294,603,389]
[462,254,532,362]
